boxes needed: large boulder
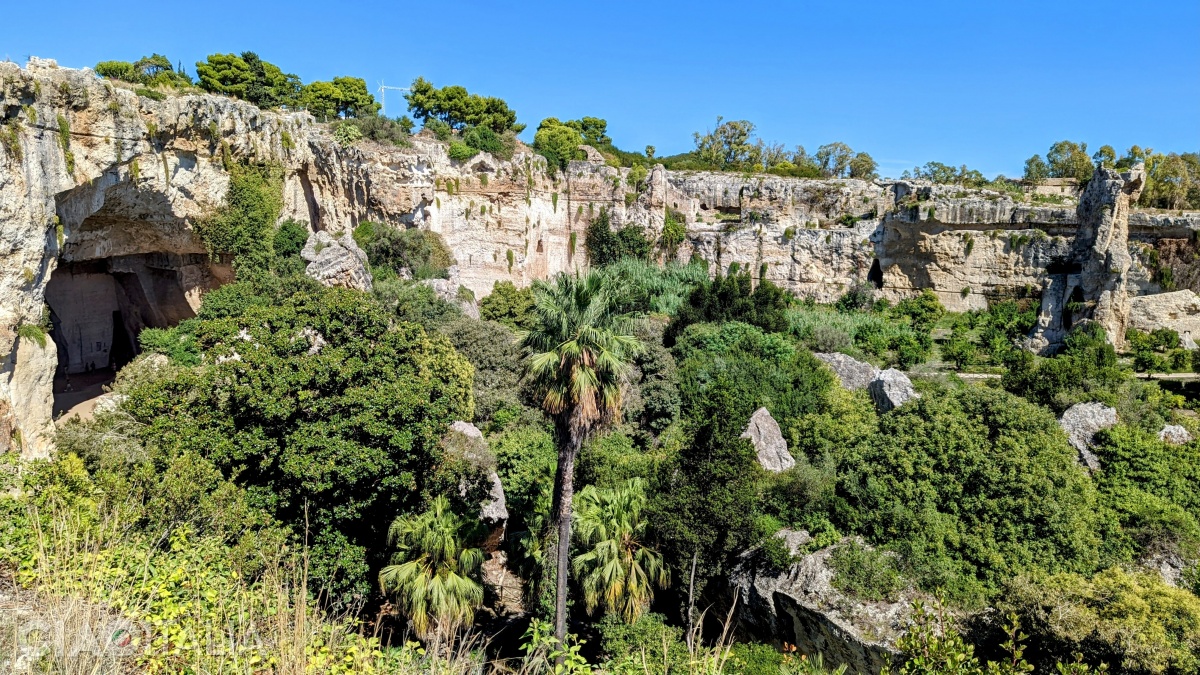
[815,353,880,391]
[732,531,909,673]
[1128,290,1200,338]
[1059,402,1118,470]
[741,408,795,472]
[1159,424,1192,445]
[302,231,373,292]
[446,421,508,523]
[868,369,919,412]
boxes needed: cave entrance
[46,254,213,420]
[1062,286,1085,331]
[867,258,884,289]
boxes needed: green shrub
[447,141,477,161]
[829,540,905,601]
[354,222,454,280]
[134,87,165,101]
[666,270,790,345]
[478,280,534,330]
[1002,567,1200,674]
[332,122,363,147]
[193,162,284,272]
[585,208,651,266]
[124,287,475,601]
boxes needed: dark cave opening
[867,258,884,289]
[46,253,214,419]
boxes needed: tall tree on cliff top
[518,272,642,644]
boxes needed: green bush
[828,540,905,601]
[447,141,477,162]
[354,222,454,280]
[193,162,284,272]
[597,613,689,675]
[666,271,790,346]
[1002,567,1200,674]
[834,386,1104,607]
[437,316,527,425]
[585,208,651,266]
[124,287,475,601]
[478,280,534,330]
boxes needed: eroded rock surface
[733,531,909,674]
[2,60,1199,457]
[741,407,795,472]
[302,231,372,292]
[868,369,919,412]
[1059,402,1118,470]
[815,352,880,390]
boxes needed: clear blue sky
[3,0,1197,178]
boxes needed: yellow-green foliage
[506,249,514,272]
[55,215,64,249]
[1,121,21,162]
[1004,567,1200,673]
[0,458,436,674]
[280,129,294,150]
[130,158,140,183]
[146,121,157,139]
[22,267,34,285]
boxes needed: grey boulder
[1059,402,1118,470]
[741,407,795,472]
[1158,424,1192,445]
[447,421,508,523]
[302,230,373,292]
[815,352,880,391]
[868,369,919,412]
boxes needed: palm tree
[378,495,486,644]
[572,478,669,623]
[519,271,643,642]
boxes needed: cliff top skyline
[1,0,1197,179]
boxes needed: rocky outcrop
[302,231,372,291]
[2,59,1199,457]
[733,530,909,674]
[868,369,919,412]
[1059,402,1118,470]
[815,352,879,390]
[741,407,795,472]
[447,421,507,523]
[1128,290,1200,337]
[1158,424,1192,445]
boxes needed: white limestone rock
[302,231,373,292]
[447,421,508,523]
[740,407,795,472]
[1129,290,1200,338]
[732,532,911,673]
[1059,402,1118,470]
[868,369,919,412]
[815,352,880,390]
[1158,424,1192,445]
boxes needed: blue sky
[3,0,1196,178]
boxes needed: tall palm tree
[519,271,643,642]
[572,478,669,623]
[378,495,485,644]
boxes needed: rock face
[1158,424,1192,445]
[447,421,507,523]
[302,231,373,291]
[1128,290,1200,337]
[815,352,880,390]
[2,59,1200,457]
[740,407,795,472]
[868,369,919,412]
[1059,402,1118,470]
[733,531,909,674]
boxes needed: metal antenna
[377,80,409,118]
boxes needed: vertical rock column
[1074,164,1144,349]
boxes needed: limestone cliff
[2,59,1199,456]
